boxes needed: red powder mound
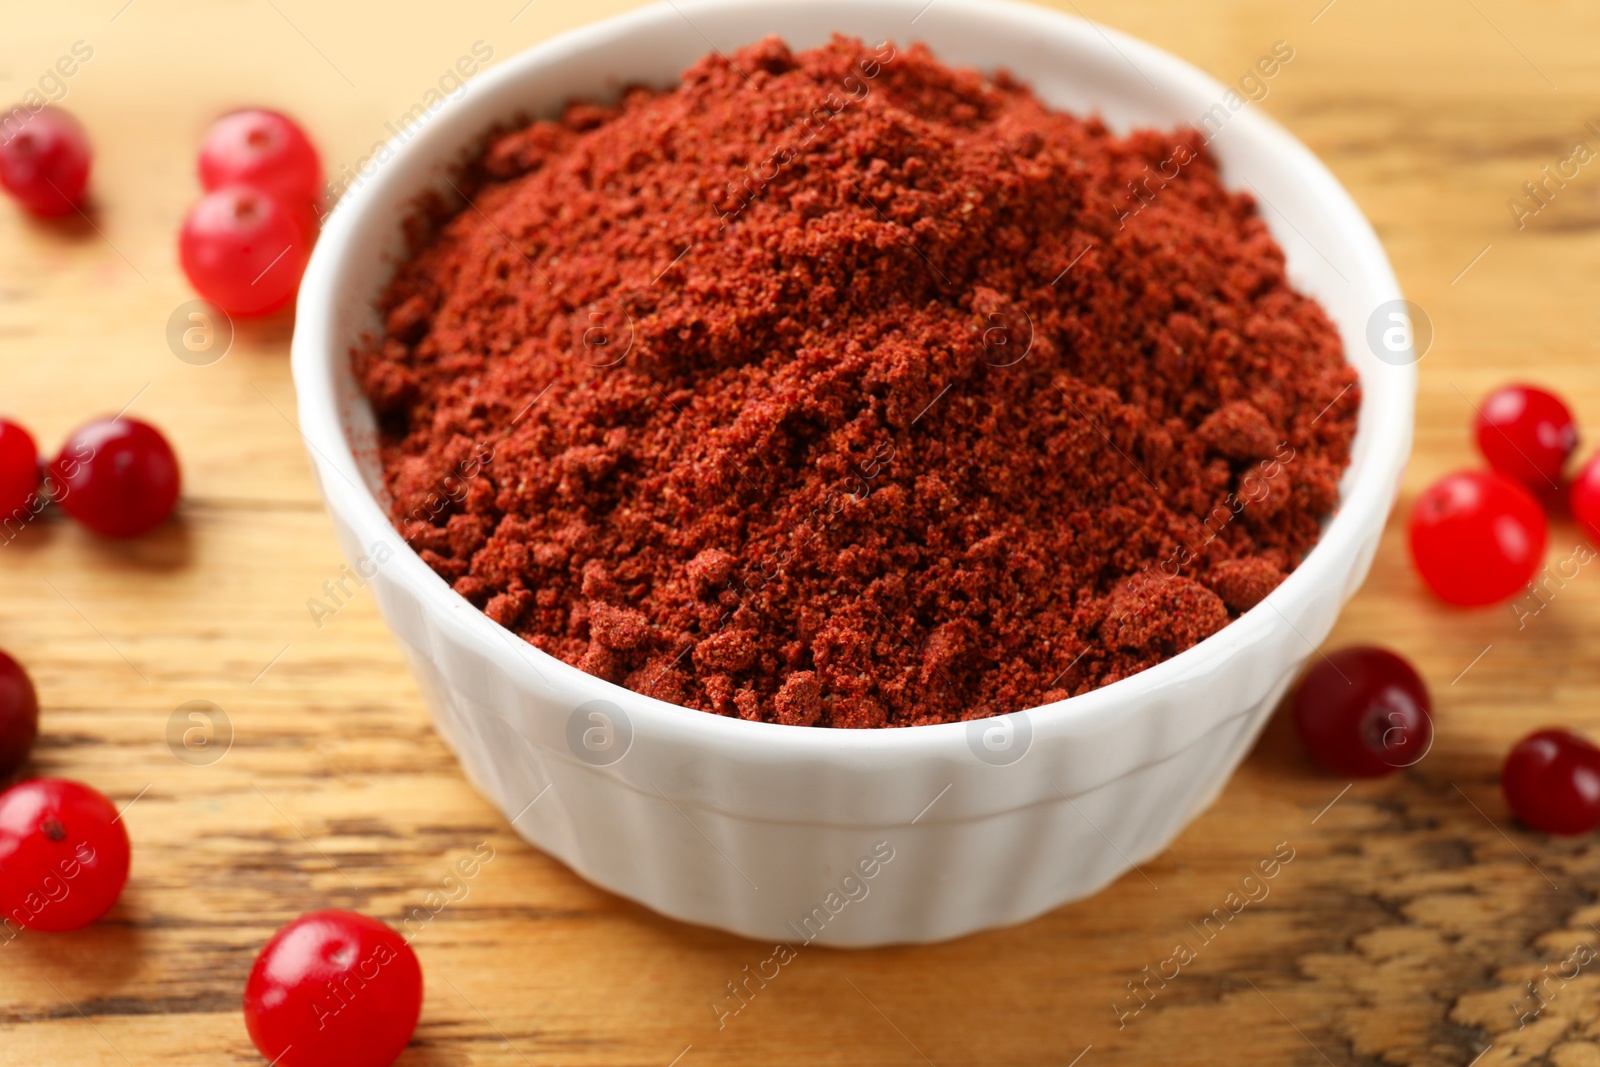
[355,35,1359,728]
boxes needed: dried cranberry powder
[357,37,1358,728]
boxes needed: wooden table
[3,0,1598,1063]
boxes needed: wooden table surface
[5,0,1600,1064]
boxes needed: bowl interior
[294,0,1413,758]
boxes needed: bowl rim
[291,0,1414,759]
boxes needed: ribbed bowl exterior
[293,0,1415,946]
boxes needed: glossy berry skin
[179,185,309,317]
[244,910,423,1067]
[1572,451,1600,546]
[197,109,322,205]
[0,107,91,217]
[1408,470,1547,606]
[1502,729,1600,835]
[1475,384,1578,490]
[48,418,181,538]
[0,778,131,931]
[0,651,39,780]
[0,420,40,521]
[1293,646,1433,777]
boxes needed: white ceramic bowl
[292,0,1414,946]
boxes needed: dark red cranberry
[0,108,91,217]
[1293,645,1432,777]
[0,650,39,780]
[0,419,40,522]
[48,418,181,538]
[1503,729,1600,835]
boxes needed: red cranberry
[1503,729,1600,835]
[0,419,40,522]
[1293,646,1433,777]
[198,109,322,206]
[244,910,424,1067]
[48,418,181,538]
[0,651,39,780]
[179,185,309,317]
[1572,451,1600,545]
[0,778,131,931]
[0,107,91,217]
[1475,384,1578,491]
[1408,470,1547,606]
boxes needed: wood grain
[5,0,1600,1063]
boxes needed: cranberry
[179,185,309,317]
[0,651,39,781]
[1408,469,1547,606]
[1502,729,1600,835]
[244,910,424,1067]
[198,109,322,206]
[1572,451,1600,545]
[1293,646,1432,777]
[1475,384,1578,491]
[0,778,131,931]
[48,418,181,538]
[0,107,91,217]
[0,419,40,522]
